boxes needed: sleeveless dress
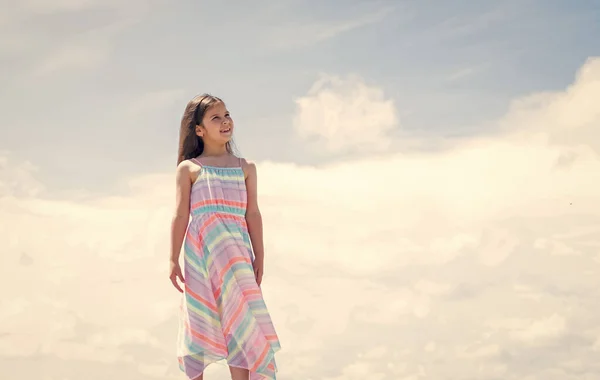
[177,158,281,380]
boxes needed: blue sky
[1,0,599,194]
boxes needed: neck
[202,142,229,157]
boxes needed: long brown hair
[177,93,235,165]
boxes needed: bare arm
[170,161,192,264]
[244,161,264,261]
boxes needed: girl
[169,94,281,380]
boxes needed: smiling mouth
[220,128,231,133]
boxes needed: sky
[1,0,600,379]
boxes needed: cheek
[206,123,221,135]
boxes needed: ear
[195,124,204,137]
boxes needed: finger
[170,276,184,293]
[177,269,185,283]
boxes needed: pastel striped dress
[177,158,281,380]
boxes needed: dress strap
[190,157,202,166]
[238,156,242,167]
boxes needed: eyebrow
[209,110,229,118]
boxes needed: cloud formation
[1,58,600,379]
[294,74,398,154]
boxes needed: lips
[220,128,231,133]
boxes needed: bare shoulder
[239,158,256,178]
[176,159,191,175]
[176,159,201,183]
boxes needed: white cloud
[511,314,568,345]
[457,343,501,359]
[293,74,398,154]
[0,153,44,197]
[593,336,600,351]
[501,57,600,153]
[1,57,600,379]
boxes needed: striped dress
[177,158,281,380]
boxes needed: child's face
[196,102,234,144]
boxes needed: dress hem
[179,345,281,380]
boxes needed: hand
[169,260,185,293]
[253,257,264,287]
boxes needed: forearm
[170,215,189,263]
[246,211,264,260]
